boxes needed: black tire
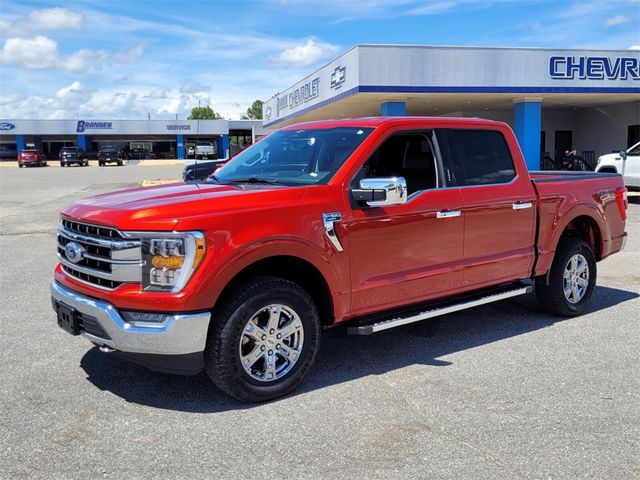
[204,276,321,402]
[60,162,65,167]
[118,160,123,166]
[535,238,597,316]
[98,161,104,167]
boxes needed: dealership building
[0,119,269,160]
[263,45,640,169]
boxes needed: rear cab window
[436,129,516,187]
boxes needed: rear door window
[437,129,515,186]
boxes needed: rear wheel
[98,161,104,167]
[204,276,321,402]
[60,162,65,167]
[118,160,123,166]
[535,238,597,316]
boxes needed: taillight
[615,187,628,221]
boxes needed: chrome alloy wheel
[563,253,589,304]
[239,304,304,382]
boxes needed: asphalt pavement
[1,164,638,479]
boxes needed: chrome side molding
[322,212,343,252]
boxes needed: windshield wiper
[226,177,281,185]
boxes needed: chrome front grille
[57,219,142,290]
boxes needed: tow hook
[99,345,115,353]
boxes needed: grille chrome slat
[57,219,142,290]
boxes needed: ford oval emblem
[64,242,84,264]
[0,122,15,131]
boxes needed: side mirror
[619,150,628,160]
[351,177,407,207]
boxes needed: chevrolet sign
[549,56,640,80]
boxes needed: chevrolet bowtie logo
[330,66,346,89]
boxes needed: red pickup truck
[52,117,628,402]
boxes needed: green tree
[243,100,263,120]
[188,105,222,120]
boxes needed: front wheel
[204,276,321,402]
[535,238,597,316]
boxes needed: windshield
[61,147,78,152]
[213,127,373,186]
[100,146,119,153]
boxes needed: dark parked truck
[52,117,628,402]
[59,147,88,167]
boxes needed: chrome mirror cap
[359,177,407,207]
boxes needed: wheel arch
[558,214,603,261]
[212,254,336,327]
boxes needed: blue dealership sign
[0,122,16,130]
[76,120,113,133]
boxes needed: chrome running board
[347,284,532,335]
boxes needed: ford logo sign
[64,242,84,264]
[0,122,15,131]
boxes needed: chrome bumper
[51,281,211,355]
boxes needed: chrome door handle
[437,210,461,219]
[512,202,533,210]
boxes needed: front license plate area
[56,302,79,335]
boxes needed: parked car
[595,141,640,189]
[128,148,156,160]
[59,146,88,167]
[0,144,17,160]
[182,159,228,182]
[195,142,215,159]
[51,117,628,403]
[98,145,125,166]
[18,149,47,167]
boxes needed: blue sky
[0,0,638,120]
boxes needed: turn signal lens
[151,255,184,269]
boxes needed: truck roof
[282,116,507,130]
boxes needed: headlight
[136,231,205,292]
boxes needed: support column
[176,135,184,160]
[34,136,43,151]
[380,101,406,116]
[218,134,229,159]
[513,98,542,170]
[16,135,25,155]
[77,135,90,152]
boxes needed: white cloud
[113,44,145,64]
[0,36,58,69]
[0,36,118,73]
[61,48,108,72]
[26,7,83,31]
[146,88,169,99]
[605,15,632,27]
[270,39,338,67]
[630,45,640,49]
[410,2,457,15]
[180,83,210,93]
[54,81,92,109]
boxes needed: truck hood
[598,153,623,162]
[62,182,307,231]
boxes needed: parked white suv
[195,142,216,159]
[595,141,640,189]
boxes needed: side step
[347,284,532,335]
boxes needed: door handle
[437,210,461,219]
[512,202,533,210]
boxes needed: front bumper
[50,281,211,356]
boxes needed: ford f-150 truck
[51,117,628,402]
